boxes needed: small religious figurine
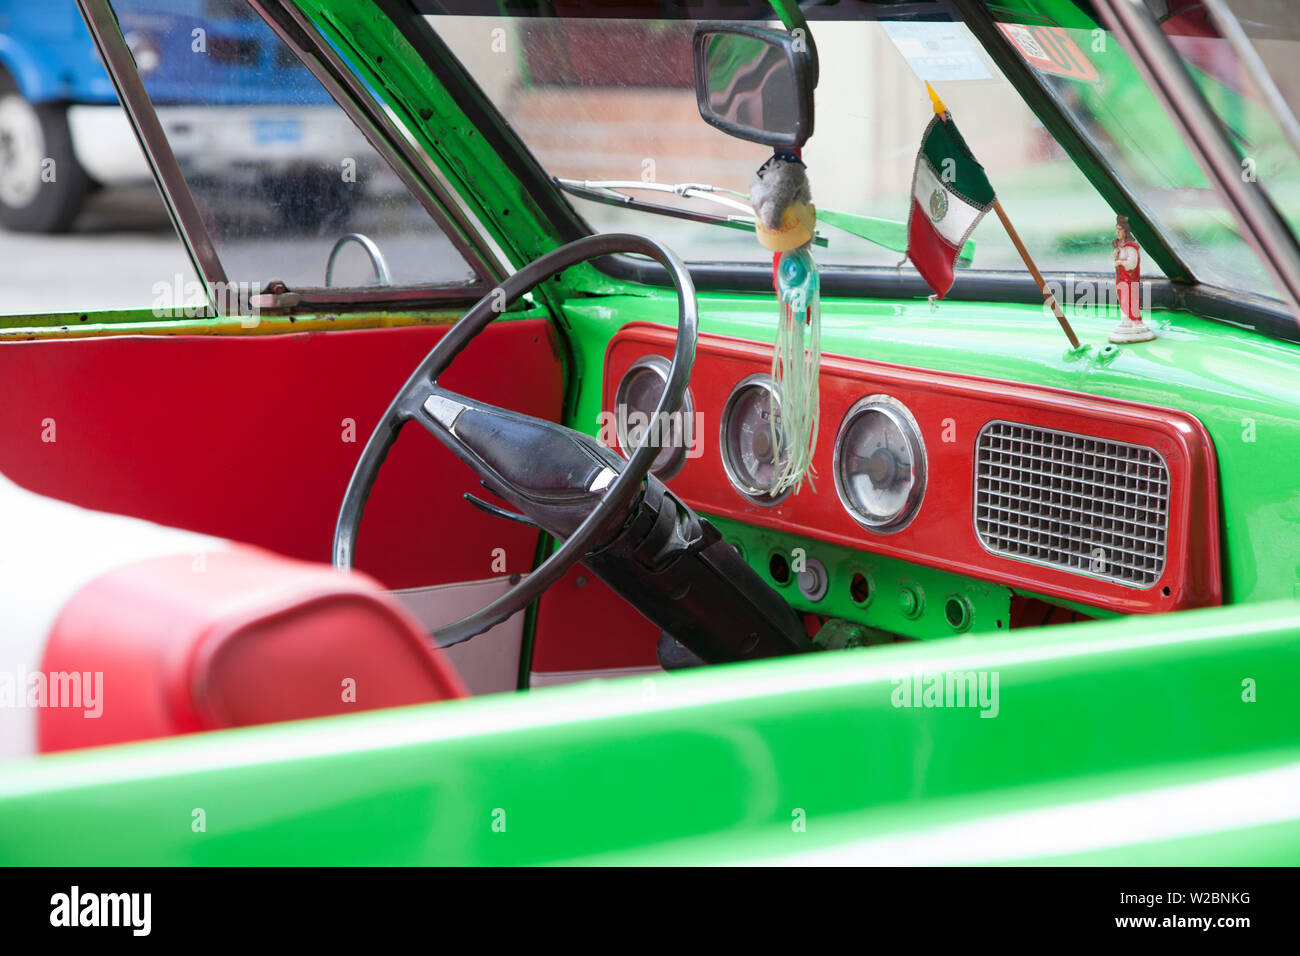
[1109,214,1155,343]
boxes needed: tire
[0,78,93,233]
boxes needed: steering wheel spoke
[413,381,631,537]
[413,383,469,436]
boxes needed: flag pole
[925,84,1081,351]
[991,201,1081,349]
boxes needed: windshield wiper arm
[554,178,829,247]
[561,179,756,214]
[555,177,974,264]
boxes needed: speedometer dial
[613,354,694,479]
[834,395,926,532]
[721,374,791,505]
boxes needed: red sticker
[998,23,1100,82]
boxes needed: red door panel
[530,564,661,675]
[0,320,563,589]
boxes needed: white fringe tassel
[770,255,821,496]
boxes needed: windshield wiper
[555,177,974,264]
[555,178,828,248]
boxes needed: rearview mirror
[692,23,814,148]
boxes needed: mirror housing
[692,23,815,148]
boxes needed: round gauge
[834,395,927,533]
[613,354,694,479]
[720,374,791,505]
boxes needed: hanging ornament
[750,151,821,495]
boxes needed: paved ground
[0,187,191,317]
[0,179,474,318]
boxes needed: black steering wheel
[333,234,698,648]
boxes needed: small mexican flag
[905,87,996,299]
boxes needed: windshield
[429,6,1297,301]
[993,0,1299,298]
[1166,0,1300,267]
[434,14,1132,277]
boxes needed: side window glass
[105,0,478,294]
[0,7,199,316]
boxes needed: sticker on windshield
[997,23,1099,83]
[882,22,991,83]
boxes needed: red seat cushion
[38,545,465,753]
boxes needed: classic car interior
[1,0,1297,785]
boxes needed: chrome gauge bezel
[719,373,792,506]
[833,394,927,534]
[613,354,695,480]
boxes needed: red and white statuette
[1109,214,1155,344]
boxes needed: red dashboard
[602,323,1221,615]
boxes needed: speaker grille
[975,421,1169,587]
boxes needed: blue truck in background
[0,0,365,232]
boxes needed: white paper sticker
[882,22,991,83]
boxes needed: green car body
[1,0,1298,865]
